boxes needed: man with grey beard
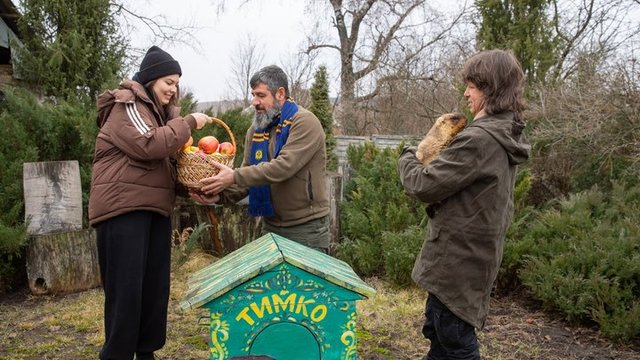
[190,65,331,252]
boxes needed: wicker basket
[176,117,237,189]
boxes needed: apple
[181,136,193,151]
[198,136,219,154]
[218,141,235,155]
[183,145,198,154]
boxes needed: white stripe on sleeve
[125,103,151,135]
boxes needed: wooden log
[205,208,224,254]
[194,204,218,254]
[26,228,101,295]
[23,161,82,235]
[23,160,100,295]
[194,202,262,255]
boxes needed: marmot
[416,113,468,166]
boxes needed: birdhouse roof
[180,233,376,310]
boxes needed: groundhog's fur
[416,113,468,166]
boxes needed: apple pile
[181,136,235,155]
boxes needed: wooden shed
[180,233,376,360]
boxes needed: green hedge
[503,182,640,341]
[337,141,639,342]
[336,143,426,283]
[0,87,95,292]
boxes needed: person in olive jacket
[89,46,210,360]
[398,49,531,359]
[191,65,330,252]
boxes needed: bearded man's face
[251,83,281,129]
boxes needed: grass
[1,249,638,359]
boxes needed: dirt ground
[478,294,640,360]
[356,279,640,360]
[1,264,639,359]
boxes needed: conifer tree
[13,0,126,103]
[180,91,198,116]
[475,0,558,84]
[309,66,338,171]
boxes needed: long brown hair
[461,49,525,119]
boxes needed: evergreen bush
[336,142,426,283]
[381,226,425,287]
[498,168,537,291]
[0,87,96,292]
[507,182,640,341]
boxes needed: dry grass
[1,250,639,359]
[357,278,427,359]
[0,251,214,360]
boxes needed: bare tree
[112,1,202,72]
[227,34,265,107]
[113,1,199,44]
[280,50,319,107]
[368,45,472,135]
[305,0,467,135]
[208,1,319,106]
[550,0,640,81]
[204,0,470,134]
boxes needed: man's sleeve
[233,114,324,187]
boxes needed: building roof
[180,233,376,311]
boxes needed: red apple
[198,136,219,154]
[218,141,235,155]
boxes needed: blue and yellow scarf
[248,98,298,217]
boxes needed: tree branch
[111,1,201,49]
[353,0,423,81]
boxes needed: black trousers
[422,294,481,360]
[96,211,171,360]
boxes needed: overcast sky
[124,0,468,103]
[127,1,316,103]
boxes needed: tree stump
[26,229,101,295]
[22,161,100,295]
[23,161,82,234]
[193,202,261,255]
[214,202,262,253]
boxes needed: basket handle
[208,117,237,151]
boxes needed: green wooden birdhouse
[180,233,376,360]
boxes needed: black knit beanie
[132,46,182,85]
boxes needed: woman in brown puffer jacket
[89,46,210,360]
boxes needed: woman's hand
[191,113,212,130]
